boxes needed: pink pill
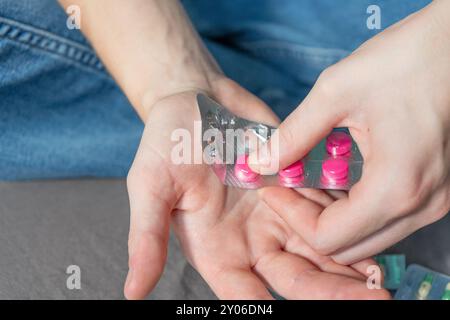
[279,175,304,187]
[326,132,352,156]
[279,160,304,178]
[322,158,349,182]
[234,154,260,183]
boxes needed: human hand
[124,78,389,299]
[252,1,450,264]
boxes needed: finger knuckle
[382,172,429,217]
[309,234,335,256]
[278,125,296,148]
[391,185,427,217]
[315,67,341,100]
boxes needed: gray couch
[0,180,447,299]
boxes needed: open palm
[124,83,389,300]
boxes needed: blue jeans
[0,0,430,180]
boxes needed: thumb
[213,78,280,126]
[248,73,348,174]
[124,160,177,300]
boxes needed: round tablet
[326,132,352,156]
[279,160,304,178]
[234,154,260,183]
[322,158,349,181]
[278,175,304,188]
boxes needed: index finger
[248,72,348,174]
[261,163,395,255]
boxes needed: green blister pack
[374,254,406,290]
[395,264,450,300]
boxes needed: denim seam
[0,16,107,77]
[239,40,350,65]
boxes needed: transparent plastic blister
[395,264,450,300]
[198,94,363,190]
[375,254,406,290]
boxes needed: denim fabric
[0,0,430,180]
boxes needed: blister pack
[198,94,363,190]
[394,264,450,300]
[375,254,406,290]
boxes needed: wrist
[136,28,225,120]
[140,72,227,120]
